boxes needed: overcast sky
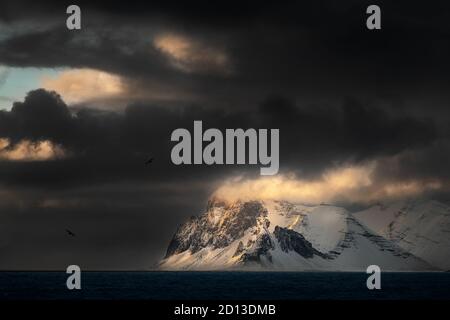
[0,0,449,270]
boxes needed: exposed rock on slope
[159,198,449,271]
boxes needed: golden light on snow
[0,138,66,161]
[154,33,232,75]
[41,68,124,104]
[213,162,442,205]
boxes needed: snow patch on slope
[160,198,446,271]
[353,200,450,270]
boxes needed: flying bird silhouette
[66,229,76,237]
[145,157,154,165]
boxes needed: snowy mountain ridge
[159,198,450,271]
[353,200,450,270]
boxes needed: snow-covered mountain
[353,200,450,271]
[159,198,450,271]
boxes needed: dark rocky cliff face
[164,199,328,266]
[161,200,448,270]
[273,226,327,259]
[241,233,274,263]
[165,199,268,258]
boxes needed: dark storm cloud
[259,96,439,177]
[0,88,444,269]
[1,0,450,112]
[0,89,439,188]
[0,0,450,269]
[375,140,450,182]
[0,181,209,270]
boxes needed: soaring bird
[66,229,76,237]
[145,157,154,165]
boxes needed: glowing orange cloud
[0,138,66,161]
[154,33,232,75]
[41,68,124,104]
[213,162,442,205]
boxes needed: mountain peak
[160,198,449,271]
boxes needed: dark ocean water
[0,272,449,300]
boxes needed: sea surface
[0,271,449,300]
